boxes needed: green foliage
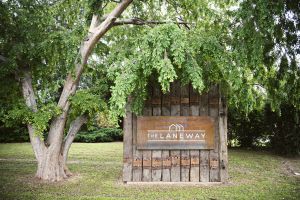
[0,0,112,138]
[228,108,269,148]
[74,128,123,143]
[109,24,207,119]
[30,103,61,138]
[229,104,300,155]
[231,0,300,111]
[0,0,298,151]
[3,102,61,139]
[70,90,106,118]
[266,104,300,155]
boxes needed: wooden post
[132,114,143,181]
[170,81,181,182]
[219,95,228,183]
[209,85,220,182]
[142,96,152,182]
[151,85,162,181]
[162,91,171,182]
[142,85,152,182]
[189,85,200,182]
[199,92,210,182]
[180,84,190,182]
[123,102,133,182]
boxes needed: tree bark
[20,67,45,161]
[113,18,192,26]
[62,115,88,176]
[35,146,67,181]
[22,0,133,181]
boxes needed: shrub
[0,125,29,143]
[74,128,123,143]
[228,104,300,156]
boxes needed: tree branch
[46,0,133,147]
[20,67,45,160]
[113,18,193,26]
[62,115,88,163]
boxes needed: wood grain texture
[219,96,228,183]
[189,86,200,182]
[180,84,190,182]
[199,92,210,182]
[123,103,133,182]
[151,85,162,181]
[170,81,181,182]
[209,86,220,182]
[162,91,171,182]
[142,85,152,182]
[200,150,209,182]
[132,114,142,181]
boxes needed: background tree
[227,0,299,155]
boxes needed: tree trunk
[35,115,87,181]
[36,146,67,181]
[20,0,133,181]
[20,68,88,181]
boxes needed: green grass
[0,143,299,200]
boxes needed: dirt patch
[18,172,82,186]
[282,159,300,178]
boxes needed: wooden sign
[137,116,215,150]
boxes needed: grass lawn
[0,143,299,200]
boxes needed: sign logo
[169,124,184,131]
[147,123,206,142]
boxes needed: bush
[228,104,300,156]
[0,125,29,143]
[74,128,123,143]
[266,104,300,155]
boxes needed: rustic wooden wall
[123,82,228,183]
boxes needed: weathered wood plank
[189,85,200,182]
[200,150,209,182]
[209,85,220,182]
[199,91,209,182]
[142,86,152,182]
[142,150,152,182]
[180,84,190,182]
[151,85,162,181]
[123,102,133,183]
[219,95,228,183]
[171,81,181,116]
[162,91,171,182]
[170,81,181,182]
[132,114,142,181]
[126,181,223,186]
[170,150,180,182]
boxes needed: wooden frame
[123,82,228,183]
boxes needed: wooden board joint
[152,157,162,169]
[181,157,190,168]
[162,157,172,169]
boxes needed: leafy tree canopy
[0,0,299,129]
